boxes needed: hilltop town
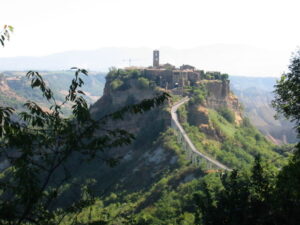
[125,50,229,90]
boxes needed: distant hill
[0,71,106,113]
[0,45,290,77]
[230,76,298,144]
[1,70,297,144]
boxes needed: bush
[110,79,124,90]
[242,117,252,127]
[137,77,150,89]
[218,107,235,123]
[189,84,207,105]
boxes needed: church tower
[153,50,159,68]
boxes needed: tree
[218,107,235,123]
[193,49,300,225]
[271,49,300,225]
[194,156,277,225]
[272,49,300,146]
[0,26,169,224]
[0,69,168,225]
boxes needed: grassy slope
[6,69,285,225]
[59,100,288,225]
[1,70,290,224]
[180,102,287,170]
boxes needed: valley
[50,65,287,224]
[2,1,300,223]
[0,52,296,224]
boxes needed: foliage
[203,73,229,81]
[194,155,300,225]
[217,107,235,123]
[2,28,299,224]
[0,69,169,224]
[51,127,202,225]
[0,25,13,47]
[159,128,188,166]
[194,156,278,225]
[176,103,188,124]
[187,84,207,105]
[269,49,300,224]
[110,79,124,90]
[137,77,150,89]
[182,111,285,170]
[107,69,155,92]
[274,156,300,225]
[272,50,300,133]
[192,49,300,225]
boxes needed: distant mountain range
[0,45,291,77]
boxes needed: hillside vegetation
[0,68,292,224]
[54,69,288,224]
[0,71,105,113]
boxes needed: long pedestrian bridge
[171,97,231,171]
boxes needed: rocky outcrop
[91,79,160,116]
[90,76,170,137]
[84,76,187,193]
[204,80,239,111]
[188,80,243,132]
[188,105,209,126]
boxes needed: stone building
[180,64,195,71]
[153,50,159,68]
[143,50,205,89]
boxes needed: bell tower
[153,50,159,68]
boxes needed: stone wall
[143,69,203,89]
[143,69,173,89]
[204,80,240,112]
[190,80,243,126]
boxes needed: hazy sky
[0,0,299,76]
[1,0,299,56]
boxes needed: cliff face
[188,80,243,135]
[85,75,196,193]
[204,80,240,112]
[91,74,243,142]
[91,78,159,117]
[90,77,170,135]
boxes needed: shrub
[189,84,207,105]
[218,107,235,123]
[110,79,124,90]
[137,77,150,89]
